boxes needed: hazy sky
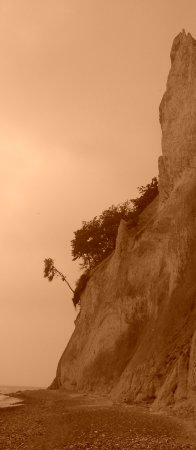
[1,0,196,387]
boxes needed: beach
[1,389,196,449]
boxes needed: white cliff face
[54,32,196,410]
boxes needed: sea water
[0,385,40,408]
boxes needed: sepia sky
[1,0,196,387]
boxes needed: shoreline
[0,393,24,408]
[1,389,196,449]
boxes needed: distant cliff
[53,31,196,411]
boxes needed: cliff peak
[170,29,195,63]
[159,30,196,203]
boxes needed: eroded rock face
[54,32,196,411]
[188,331,196,392]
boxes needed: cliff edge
[53,31,196,411]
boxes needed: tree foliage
[43,257,88,308]
[71,177,158,271]
[71,201,133,270]
[43,258,74,293]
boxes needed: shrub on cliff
[131,177,158,214]
[72,270,90,307]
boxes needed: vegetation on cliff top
[44,177,158,307]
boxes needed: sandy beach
[0,389,196,449]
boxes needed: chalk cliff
[54,31,196,410]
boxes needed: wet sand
[0,389,196,449]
